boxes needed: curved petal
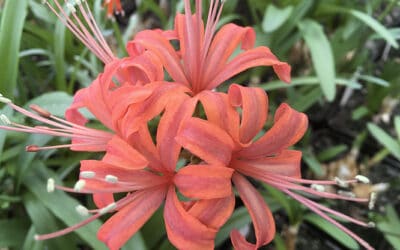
[203,24,255,87]
[231,173,275,249]
[116,51,164,84]
[157,96,197,172]
[231,150,302,179]
[65,88,88,126]
[128,30,189,86]
[164,187,217,250]
[176,117,235,165]
[187,193,235,229]
[207,47,291,90]
[98,187,166,250]
[80,160,167,191]
[102,136,148,170]
[93,193,115,209]
[128,125,164,173]
[174,164,234,199]
[114,82,189,139]
[198,91,240,144]
[228,84,268,144]
[239,103,308,159]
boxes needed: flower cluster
[0,0,375,249]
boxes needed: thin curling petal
[231,173,276,249]
[187,193,235,229]
[174,165,234,199]
[176,117,235,165]
[127,30,189,86]
[164,187,217,250]
[207,47,291,90]
[203,24,255,87]
[231,150,302,179]
[198,91,240,144]
[228,84,268,144]
[157,96,197,172]
[93,193,115,209]
[239,103,308,159]
[103,136,148,170]
[98,188,166,250]
[80,160,167,191]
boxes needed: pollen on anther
[0,96,12,104]
[338,190,356,198]
[47,178,55,193]
[0,114,11,125]
[34,234,40,241]
[369,192,377,210]
[355,175,370,184]
[334,177,349,188]
[74,180,86,191]
[29,104,52,118]
[311,184,325,192]
[80,171,96,179]
[99,202,117,215]
[75,205,89,216]
[105,174,118,183]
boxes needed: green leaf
[0,218,29,247]
[352,106,370,120]
[348,9,399,49]
[298,19,336,101]
[26,92,73,118]
[359,74,390,87]
[377,205,400,249]
[317,144,348,162]
[304,214,360,249]
[122,231,148,250]
[54,14,67,91]
[24,193,73,250]
[0,0,29,98]
[394,116,400,140]
[367,123,400,160]
[23,162,107,250]
[261,77,361,91]
[302,153,324,176]
[215,207,251,246]
[262,4,293,33]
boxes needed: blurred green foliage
[0,0,399,249]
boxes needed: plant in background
[0,0,385,249]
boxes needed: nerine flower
[176,84,374,250]
[0,1,375,250]
[103,0,123,17]
[128,0,291,94]
[35,96,236,250]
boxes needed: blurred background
[0,0,399,249]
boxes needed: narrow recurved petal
[231,173,276,249]
[232,150,302,179]
[187,193,235,230]
[103,136,148,169]
[176,117,235,166]
[228,84,268,145]
[164,187,217,250]
[239,103,308,159]
[174,164,234,199]
[156,96,197,172]
[97,188,166,250]
[207,47,291,90]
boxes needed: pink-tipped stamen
[285,189,375,250]
[44,0,115,64]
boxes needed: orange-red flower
[0,1,375,250]
[176,85,374,250]
[34,96,236,250]
[128,0,291,94]
[103,0,123,17]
